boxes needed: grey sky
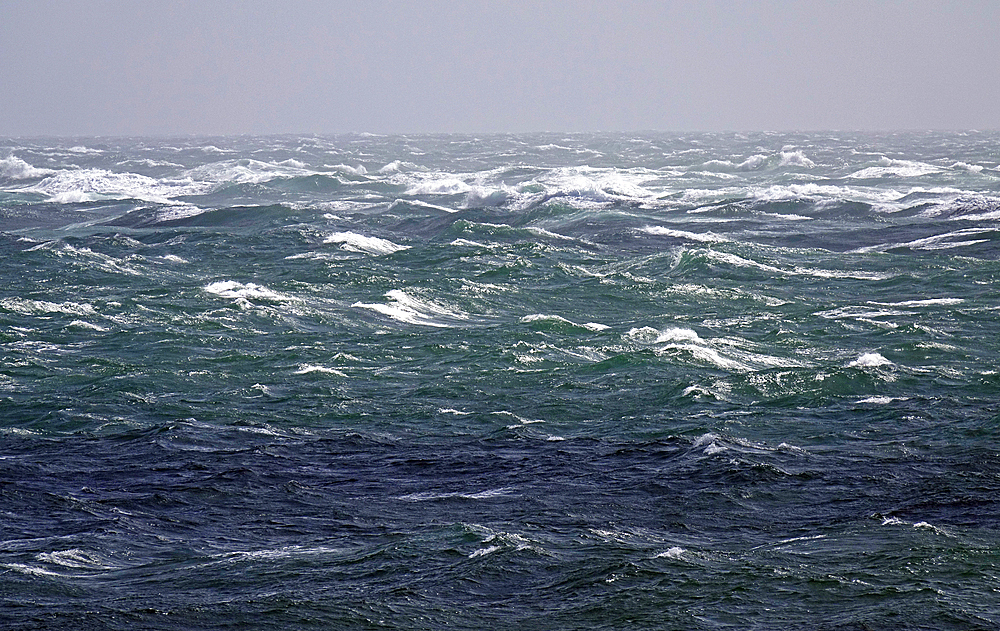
[2,0,997,136]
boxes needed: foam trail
[352,290,469,327]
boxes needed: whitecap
[847,157,940,179]
[25,169,205,204]
[405,177,472,195]
[848,352,893,368]
[3,563,63,577]
[294,364,347,377]
[378,160,421,174]
[779,150,815,168]
[386,198,457,214]
[0,155,55,180]
[950,161,984,173]
[871,298,963,307]
[463,185,511,208]
[872,228,994,252]
[640,226,729,243]
[468,545,502,558]
[352,289,469,328]
[856,396,909,404]
[654,546,686,559]
[324,231,409,256]
[38,549,123,571]
[183,158,313,185]
[204,281,299,303]
[520,314,609,331]
[1,298,96,316]
[67,320,107,332]
[324,163,367,175]
[449,238,488,248]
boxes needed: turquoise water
[2,131,999,629]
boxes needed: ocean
[1,131,999,629]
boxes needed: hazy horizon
[2,1,998,137]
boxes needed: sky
[1,0,998,136]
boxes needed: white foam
[779,150,815,168]
[66,145,102,154]
[754,183,850,201]
[386,198,457,214]
[25,169,205,204]
[38,549,123,570]
[324,231,409,256]
[532,166,658,205]
[461,185,511,209]
[294,364,347,377]
[847,157,940,179]
[873,228,994,252]
[204,281,299,303]
[0,156,55,179]
[183,158,314,185]
[871,298,963,307]
[702,250,889,281]
[220,544,345,563]
[857,396,909,404]
[398,487,515,502]
[816,305,911,320]
[0,298,96,316]
[848,352,893,368]
[2,563,63,577]
[881,517,951,536]
[950,161,984,173]
[520,314,609,331]
[405,176,472,195]
[68,320,107,332]
[468,545,501,558]
[378,160,421,174]
[640,226,729,243]
[625,326,701,345]
[654,546,686,559]
[352,289,469,328]
[450,238,488,248]
[698,154,768,172]
[325,163,367,175]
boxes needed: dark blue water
[2,132,1000,629]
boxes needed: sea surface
[2,131,999,630]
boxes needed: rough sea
[1,131,999,630]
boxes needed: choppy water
[2,131,1000,629]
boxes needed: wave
[520,314,609,332]
[1,297,97,316]
[352,289,470,328]
[204,281,300,303]
[848,352,893,368]
[324,231,409,256]
[692,149,815,173]
[846,157,941,179]
[0,156,55,180]
[640,226,730,243]
[23,168,206,204]
[183,158,316,186]
[624,326,805,372]
[854,227,995,252]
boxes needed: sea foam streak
[352,289,469,327]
